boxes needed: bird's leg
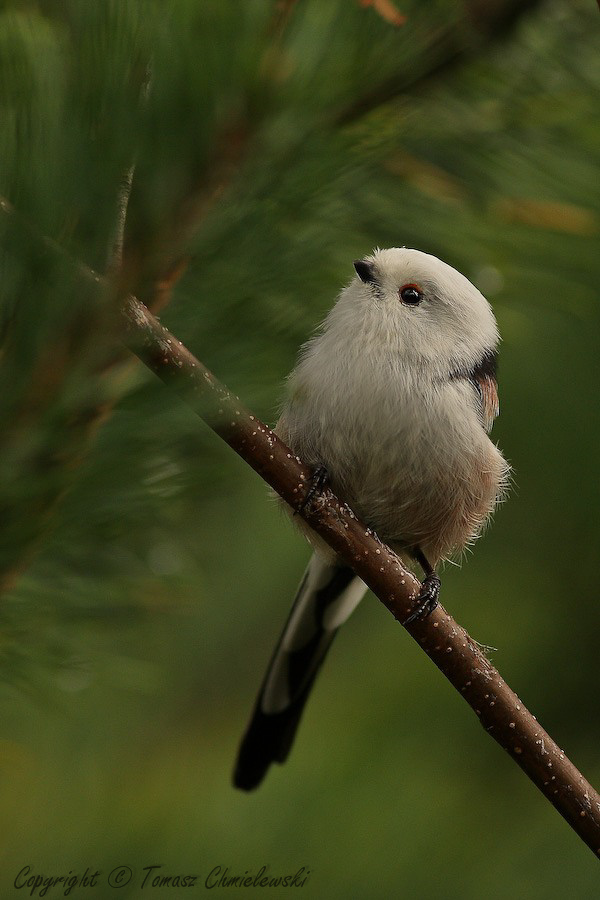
[403,548,440,625]
[296,464,329,515]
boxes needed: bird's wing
[451,349,499,432]
[470,349,499,431]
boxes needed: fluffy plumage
[234,248,509,790]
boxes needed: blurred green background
[1,0,599,896]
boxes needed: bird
[234,247,509,791]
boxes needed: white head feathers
[328,247,499,377]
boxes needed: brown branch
[121,293,600,859]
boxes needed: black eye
[399,284,423,306]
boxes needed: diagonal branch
[122,293,600,859]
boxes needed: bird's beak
[353,259,377,284]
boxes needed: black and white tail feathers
[234,555,367,791]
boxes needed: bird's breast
[277,359,506,561]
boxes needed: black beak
[353,259,377,284]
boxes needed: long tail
[233,554,367,791]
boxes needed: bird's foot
[403,572,441,625]
[296,464,329,515]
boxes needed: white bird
[234,248,509,790]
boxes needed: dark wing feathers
[451,349,499,432]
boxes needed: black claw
[296,464,329,515]
[403,573,441,625]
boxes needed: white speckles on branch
[474,667,493,682]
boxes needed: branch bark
[122,293,600,859]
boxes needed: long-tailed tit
[234,247,509,791]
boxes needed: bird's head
[346,247,499,373]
